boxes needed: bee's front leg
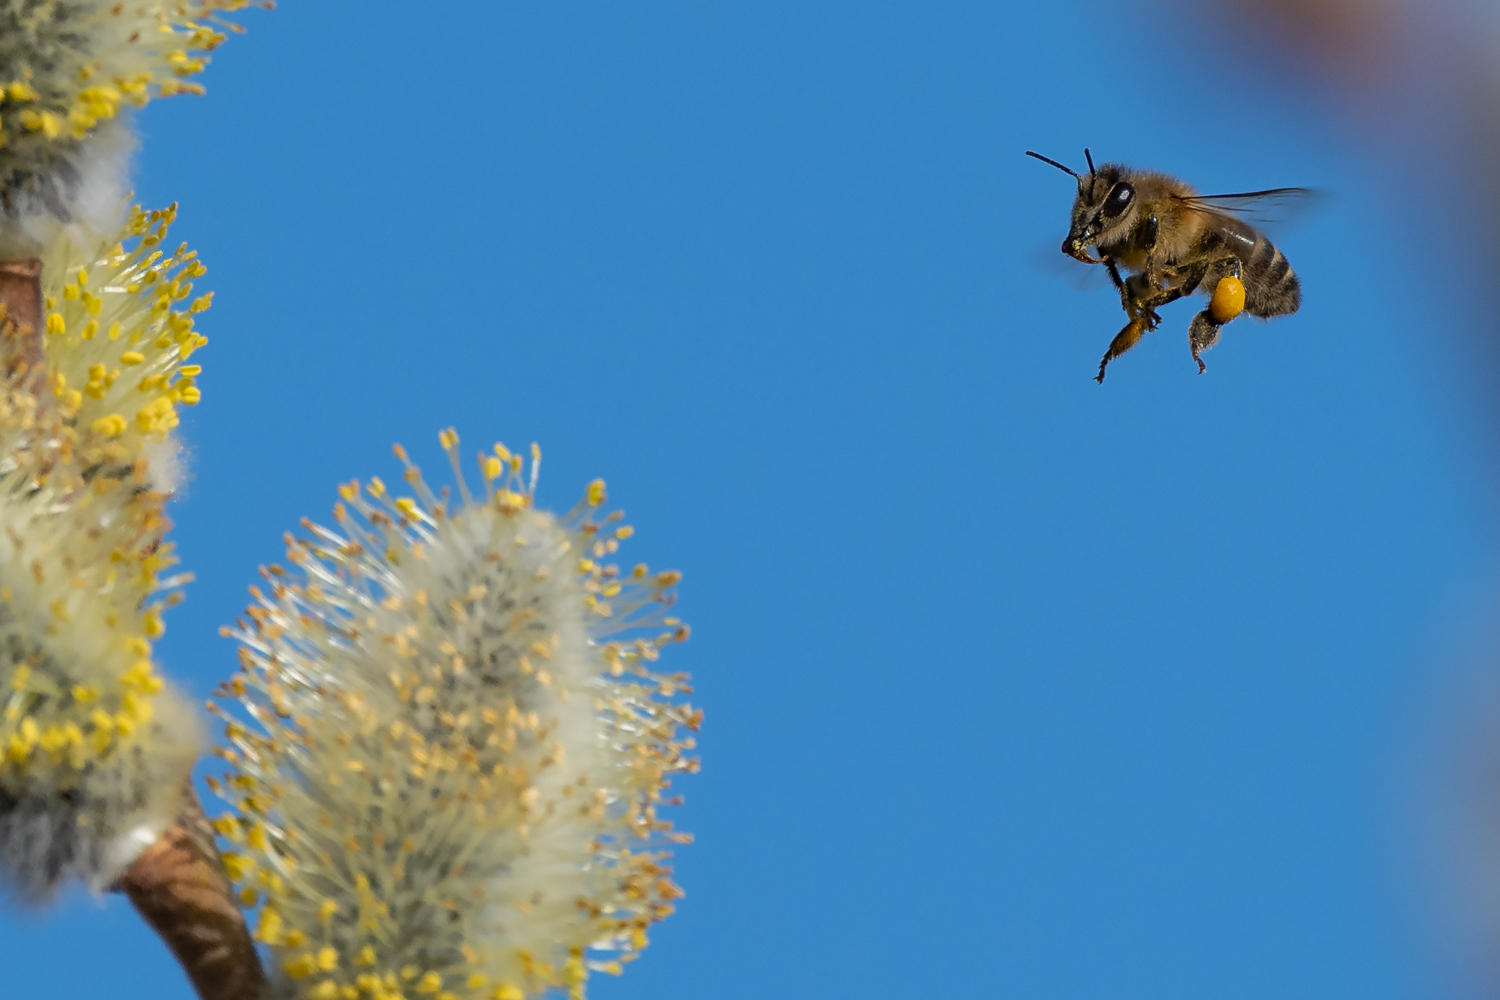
[1104,258,1126,294]
[1103,257,1140,318]
[1123,273,1166,330]
[1140,213,1161,287]
[1096,257,1152,382]
[1104,257,1159,330]
[1095,315,1148,384]
[1123,215,1173,328]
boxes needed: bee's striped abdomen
[1242,232,1299,317]
[1219,218,1300,318]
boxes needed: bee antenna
[1083,147,1096,183]
[1024,150,1080,180]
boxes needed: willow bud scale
[214,434,699,1000]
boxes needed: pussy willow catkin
[213,433,699,1000]
[0,0,264,250]
[0,205,208,898]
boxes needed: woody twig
[116,780,268,1000]
[0,259,43,393]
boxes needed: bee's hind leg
[1096,315,1149,384]
[1187,310,1222,375]
[1186,252,1249,373]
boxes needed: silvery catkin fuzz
[0,0,262,254]
[212,433,700,1000]
[0,203,211,898]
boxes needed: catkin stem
[0,259,43,391]
[118,781,267,1000]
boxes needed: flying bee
[1026,148,1309,382]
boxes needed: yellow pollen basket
[1210,275,1246,324]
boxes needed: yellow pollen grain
[285,953,317,979]
[224,853,256,881]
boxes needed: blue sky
[2,2,1494,998]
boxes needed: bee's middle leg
[1097,271,1185,383]
[1124,273,1194,332]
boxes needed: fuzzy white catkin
[213,436,700,1000]
[0,203,211,899]
[0,0,259,255]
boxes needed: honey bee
[1026,149,1308,382]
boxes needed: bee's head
[1026,148,1138,264]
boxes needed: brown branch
[116,780,268,1000]
[0,259,43,393]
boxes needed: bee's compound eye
[1103,181,1134,217]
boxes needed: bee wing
[1170,187,1321,229]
